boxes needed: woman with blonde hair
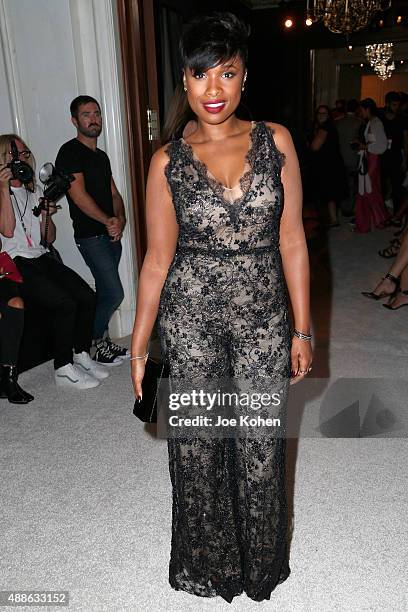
[0,134,34,402]
[0,133,104,390]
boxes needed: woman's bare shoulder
[263,121,292,142]
[149,143,177,171]
[263,122,295,157]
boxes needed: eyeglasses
[9,149,31,159]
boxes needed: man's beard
[78,124,102,138]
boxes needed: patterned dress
[158,121,292,603]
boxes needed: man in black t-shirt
[56,95,129,366]
[378,91,408,216]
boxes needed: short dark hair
[316,104,331,117]
[385,91,401,105]
[70,95,101,119]
[180,12,250,75]
[346,99,359,113]
[360,97,378,115]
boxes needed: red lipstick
[202,99,226,114]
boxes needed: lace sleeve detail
[163,140,181,225]
[163,141,176,191]
[263,123,287,168]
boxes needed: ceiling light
[366,43,395,80]
[306,1,392,36]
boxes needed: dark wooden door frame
[117,0,161,271]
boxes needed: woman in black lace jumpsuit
[131,13,312,604]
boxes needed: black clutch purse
[133,357,170,423]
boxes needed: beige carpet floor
[0,223,407,611]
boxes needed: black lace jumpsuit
[158,121,292,603]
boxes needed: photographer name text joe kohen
[168,415,281,428]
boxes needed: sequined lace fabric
[158,121,292,603]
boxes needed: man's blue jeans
[75,234,124,341]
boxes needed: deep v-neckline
[181,121,258,202]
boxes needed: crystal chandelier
[366,42,395,80]
[306,1,392,35]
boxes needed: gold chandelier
[306,1,392,35]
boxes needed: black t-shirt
[378,110,407,153]
[55,138,113,238]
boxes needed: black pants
[381,150,404,214]
[339,166,358,216]
[14,254,96,369]
[0,279,24,366]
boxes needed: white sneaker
[55,363,100,389]
[74,351,110,380]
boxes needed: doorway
[117,0,162,270]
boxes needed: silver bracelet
[130,352,149,361]
[293,329,312,341]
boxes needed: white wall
[0,28,14,132]
[0,0,137,337]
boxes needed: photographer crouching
[0,134,109,390]
[0,162,33,403]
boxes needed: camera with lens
[32,163,74,217]
[7,140,34,184]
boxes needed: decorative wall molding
[0,0,137,338]
[0,0,27,136]
[90,0,138,337]
[69,0,102,124]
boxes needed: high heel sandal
[383,288,408,310]
[361,272,399,300]
[383,217,402,228]
[378,239,401,258]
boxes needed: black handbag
[133,357,170,423]
[359,151,368,176]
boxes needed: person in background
[335,99,364,217]
[333,99,346,120]
[0,134,105,390]
[354,98,389,233]
[362,224,408,310]
[0,164,33,403]
[56,96,130,367]
[379,91,408,224]
[309,104,348,228]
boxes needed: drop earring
[242,74,247,92]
